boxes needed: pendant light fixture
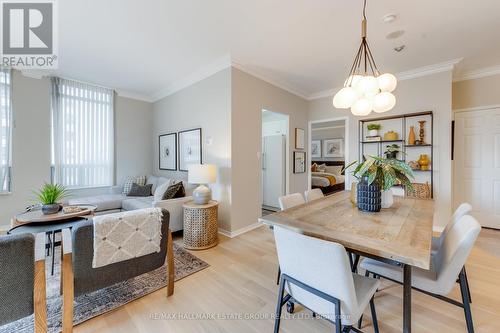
[333,0,397,115]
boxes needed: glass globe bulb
[373,92,396,113]
[333,87,360,109]
[344,74,363,88]
[351,98,373,116]
[357,75,379,94]
[377,73,397,92]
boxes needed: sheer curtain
[51,77,114,188]
[0,68,12,192]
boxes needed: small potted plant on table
[353,156,414,211]
[34,183,69,215]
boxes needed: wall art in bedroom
[293,151,306,173]
[159,133,177,170]
[311,140,321,158]
[323,138,344,158]
[179,128,202,171]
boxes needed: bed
[311,160,345,195]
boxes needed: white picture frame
[293,151,306,173]
[178,128,202,171]
[159,133,177,170]
[295,128,305,149]
[311,140,321,158]
[323,138,344,158]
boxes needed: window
[0,68,12,193]
[51,77,114,188]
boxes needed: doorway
[308,117,349,195]
[261,110,289,212]
[454,107,500,229]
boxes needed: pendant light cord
[363,0,367,20]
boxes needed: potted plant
[367,123,381,137]
[384,144,401,159]
[34,183,69,215]
[352,156,414,210]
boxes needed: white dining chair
[273,226,380,333]
[278,193,305,210]
[432,202,472,253]
[304,189,324,202]
[360,214,481,333]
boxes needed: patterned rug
[0,243,209,333]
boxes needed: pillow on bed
[317,164,327,172]
[325,165,343,175]
[311,163,318,172]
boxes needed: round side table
[183,200,218,250]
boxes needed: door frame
[307,116,350,190]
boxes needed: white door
[262,135,286,209]
[454,108,500,228]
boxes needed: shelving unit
[359,111,433,198]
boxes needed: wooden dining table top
[260,191,434,270]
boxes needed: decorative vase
[357,176,381,212]
[418,120,426,144]
[385,151,398,159]
[383,131,398,141]
[381,190,394,208]
[408,126,416,145]
[42,204,61,215]
[350,181,358,206]
[368,129,379,137]
[418,154,430,171]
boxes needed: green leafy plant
[384,144,401,158]
[367,123,381,130]
[352,156,414,191]
[34,183,69,205]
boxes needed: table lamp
[188,164,217,204]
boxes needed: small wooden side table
[183,200,218,250]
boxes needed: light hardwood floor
[74,226,500,333]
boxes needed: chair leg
[357,315,363,329]
[167,229,175,297]
[276,266,281,285]
[370,297,380,333]
[274,276,286,333]
[51,231,56,276]
[459,268,474,333]
[464,266,472,303]
[342,326,351,333]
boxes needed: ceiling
[51,0,500,101]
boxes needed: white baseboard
[218,221,263,238]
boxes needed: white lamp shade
[377,73,398,92]
[357,75,379,94]
[373,92,396,113]
[188,164,217,184]
[351,98,373,116]
[333,87,359,109]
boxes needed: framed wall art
[178,128,202,171]
[323,138,344,158]
[159,133,177,170]
[295,128,305,149]
[311,140,321,158]
[293,151,306,174]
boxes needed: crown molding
[307,58,463,100]
[230,60,309,100]
[151,54,232,102]
[453,65,500,82]
[115,89,154,103]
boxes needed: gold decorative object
[408,161,420,170]
[418,120,426,144]
[418,154,430,171]
[383,131,398,141]
[408,126,416,145]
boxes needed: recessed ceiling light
[386,30,405,39]
[382,13,397,23]
[394,45,406,52]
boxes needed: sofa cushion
[127,183,153,197]
[153,180,172,202]
[68,194,126,212]
[162,182,185,200]
[123,175,146,195]
[122,196,154,211]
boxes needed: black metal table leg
[51,231,56,276]
[403,264,412,333]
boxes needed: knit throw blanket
[92,208,163,268]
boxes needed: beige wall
[309,71,453,228]
[0,71,154,228]
[231,67,309,232]
[452,74,500,110]
[153,69,232,231]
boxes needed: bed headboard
[312,160,345,167]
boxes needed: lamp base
[193,184,212,205]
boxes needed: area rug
[0,243,209,333]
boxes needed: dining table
[260,190,434,333]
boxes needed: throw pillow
[311,163,318,172]
[325,165,343,175]
[317,163,327,172]
[162,182,186,200]
[146,175,159,193]
[153,179,173,202]
[123,175,146,195]
[127,183,153,197]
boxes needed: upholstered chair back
[436,203,472,250]
[434,215,480,295]
[278,193,305,210]
[304,189,324,202]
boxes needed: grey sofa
[0,233,47,332]
[60,208,174,332]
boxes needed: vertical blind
[0,68,12,193]
[51,77,114,188]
